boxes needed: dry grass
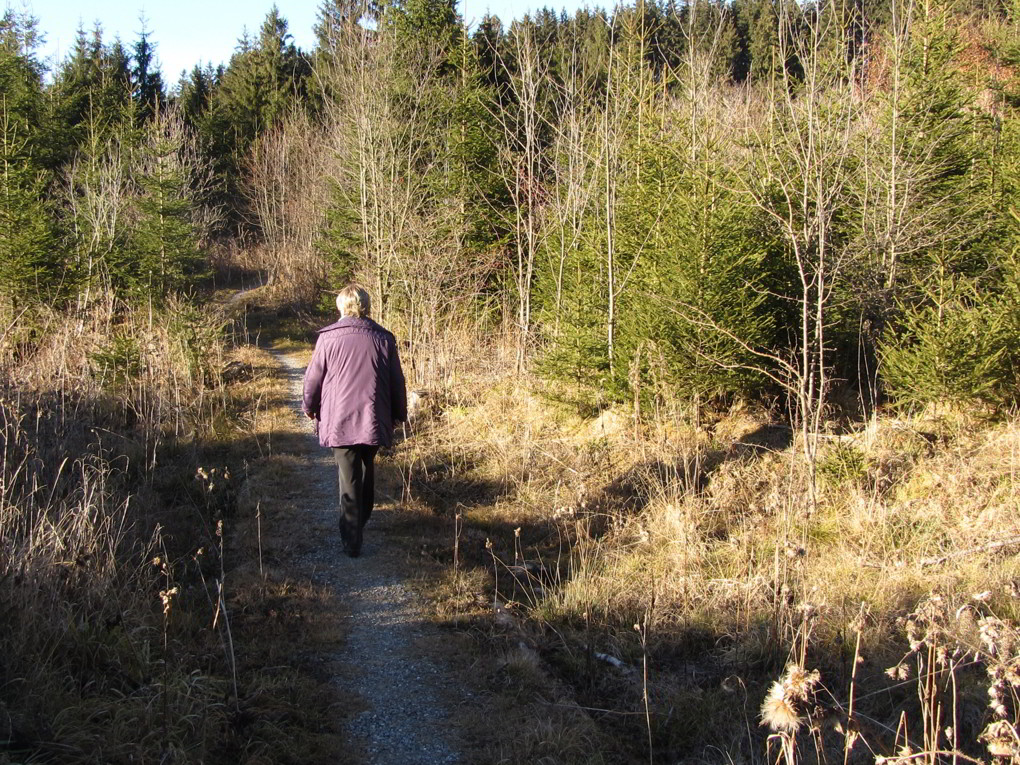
[0,294,349,764]
[198,336,354,762]
[0,298,238,762]
[392,347,1020,764]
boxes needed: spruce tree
[125,108,204,296]
[881,280,1009,410]
[254,7,310,130]
[132,23,165,123]
[49,24,133,166]
[176,64,213,127]
[203,9,312,233]
[0,10,45,139]
[0,104,60,304]
[865,0,999,407]
[617,138,777,412]
[0,10,61,304]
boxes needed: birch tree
[493,21,547,372]
[64,116,130,313]
[246,113,330,302]
[732,0,859,496]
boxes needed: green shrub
[881,282,1013,411]
[817,441,872,489]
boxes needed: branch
[642,290,800,391]
[919,536,1020,568]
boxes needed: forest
[2,0,1020,760]
[4,0,1020,412]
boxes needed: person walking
[302,284,407,557]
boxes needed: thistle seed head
[761,680,802,733]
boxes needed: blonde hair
[336,284,372,318]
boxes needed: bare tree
[320,10,450,324]
[64,114,129,318]
[488,21,548,372]
[246,112,331,303]
[317,8,491,381]
[730,0,860,502]
[544,44,602,337]
[145,104,223,251]
[850,0,989,316]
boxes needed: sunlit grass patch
[398,352,1020,762]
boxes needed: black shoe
[340,523,361,558]
[346,525,362,558]
[339,521,355,557]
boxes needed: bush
[881,281,1015,411]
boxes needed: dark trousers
[332,445,379,553]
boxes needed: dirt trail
[271,348,463,765]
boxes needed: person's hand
[306,411,317,420]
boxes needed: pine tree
[254,7,308,130]
[391,0,460,61]
[125,107,204,296]
[881,280,1009,410]
[435,11,506,255]
[62,118,131,309]
[616,135,777,412]
[310,0,376,111]
[202,9,312,233]
[0,103,60,304]
[742,0,780,82]
[315,0,374,47]
[176,64,213,127]
[0,9,46,157]
[863,0,999,407]
[49,24,133,167]
[0,10,61,304]
[132,22,165,123]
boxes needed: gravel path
[271,349,462,765]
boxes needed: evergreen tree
[176,64,213,127]
[0,10,61,304]
[62,120,131,308]
[254,7,308,128]
[617,139,777,411]
[315,0,374,46]
[881,280,1010,410]
[391,0,460,61]
[860,0,998,406]
[536,100,777,408]
[49,24,133,167]
[740,0,780,82]
[132,23,165,123]
[213,31,267,156]
[446,34,508,254]
[310,0,376,111]
[0,9,47,159]
[0,104,60,304]
[473,14,508,93]
[202,8,312,233]
[316,177,361,291]
[123,108,204,296]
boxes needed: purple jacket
[302,317,407,448]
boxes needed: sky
[27,0,593,85]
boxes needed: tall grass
[0,297,236,762]
[397,344,1020,763]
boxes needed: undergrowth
[0,295,341,764]
[393,346,1020,764]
